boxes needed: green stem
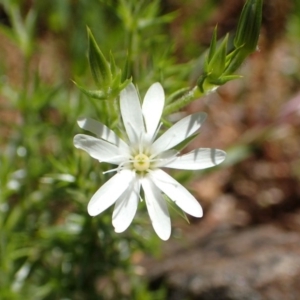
[163,86,201,116]
[20,57,30,119]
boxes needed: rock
[141,225,300,300]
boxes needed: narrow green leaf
[82,89,107,100]
[121,52,131,82]
[207,33,228,80]
[87,27,112,88]
[208,26,218,63]
[225,45,243,68]
[111,72,122,90]
[222,145,252,167]
[118,78,132,91]
[73,81,107,100]
[24,9,36,39]
[214,74,243,85]
[109,51,118,77]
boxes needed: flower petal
[152,149,178,168]
[120,83,144,144]
[151,112,207,156]
[164,148,226,170]
[87,169,135,216]
[112,176,140,233]
[149,169,203,218]
[141,176,171,240]
[77,117,129,153]
[74,134,126,164]
[142,83,164,142]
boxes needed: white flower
[74,83,226,240]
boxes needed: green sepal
[87,27,112,88]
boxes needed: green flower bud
[198,0,263,92]
[234,0,263,54]
[223,0,263,75]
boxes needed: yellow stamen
[133,153,150,171]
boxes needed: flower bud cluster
[197,0,263,93]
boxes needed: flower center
[133,153,150,172]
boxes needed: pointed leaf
[87,27,111,87]
[208,25,218,63]
[121,52,131,82]
[214,74,243,85]
[207,34,228,80]
[119,78,132,91]
[73,81,107,100]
